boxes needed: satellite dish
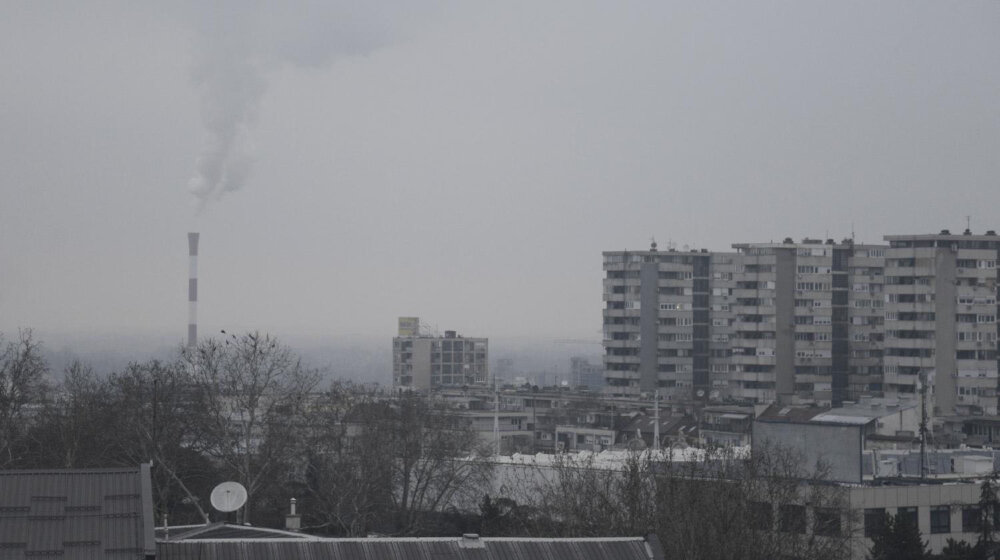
[210,482,248,513]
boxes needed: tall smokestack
[188,232,199,347]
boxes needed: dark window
[930,506,950,534]
[897,507,919,530]
[963,506,981,534]
[814,508,841,536]
[865,508,886,538]
[750,501,772,531]
[780,504,806,534]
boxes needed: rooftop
[0,464,155,559]
[157,534,665,560]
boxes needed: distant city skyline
[2,2,999,342]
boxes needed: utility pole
[653,390,660,452]
[494,376,500,456]
[919,371,929,479]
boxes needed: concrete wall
[774,248,797,400]
[934,247,958,415]
[849,482,981,558]
[412,338,433,390]
[755,420,863,483]
[639,261,660,393]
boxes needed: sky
[2,1,999,348]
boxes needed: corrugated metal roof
[157,536,660,560]
[0,464,155,559]
[160,522,313,541]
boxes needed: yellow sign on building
[398,317,420,337]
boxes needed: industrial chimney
[188,232,199,347]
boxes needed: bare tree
[183,332,320,524]
[107,360,217,524]
[0,329,50,466]
[299,383,396,536]
[300,385,492,536]
[25,361,117,468]
[494,443,854,560]
[388,393,491,534]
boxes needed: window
[930,506,951,534]
[780,504,806,534]
[865,508,886,538]
[814,508,841,537]
[963,506,982,533]
[897,507,919,530]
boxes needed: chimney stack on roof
[285,497,301,532]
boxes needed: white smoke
[186,2,423,210]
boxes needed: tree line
[17,328,988,559]
[0,329,493,532]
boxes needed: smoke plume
[186,2,418,210]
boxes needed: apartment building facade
[883,230,1000,416]
[602,243,733,400]
[392,319,489,390]
[726,240,887,406]
[604,230,1000,416]
[604,239,888,407]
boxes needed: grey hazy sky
[2,1,999,344]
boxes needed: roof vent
[783,237,794,244]
[460,534,485,549]
[987,230,997,236]
[964,229,972,235]
[940,229,951,235]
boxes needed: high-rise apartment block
[604,230,1000,417]
[727,241,887,406]
[603,244,733,401]
[604,239,886,405]
[883,230,1000,416]
[392,318,489,390]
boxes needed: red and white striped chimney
[188,232,199,347]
